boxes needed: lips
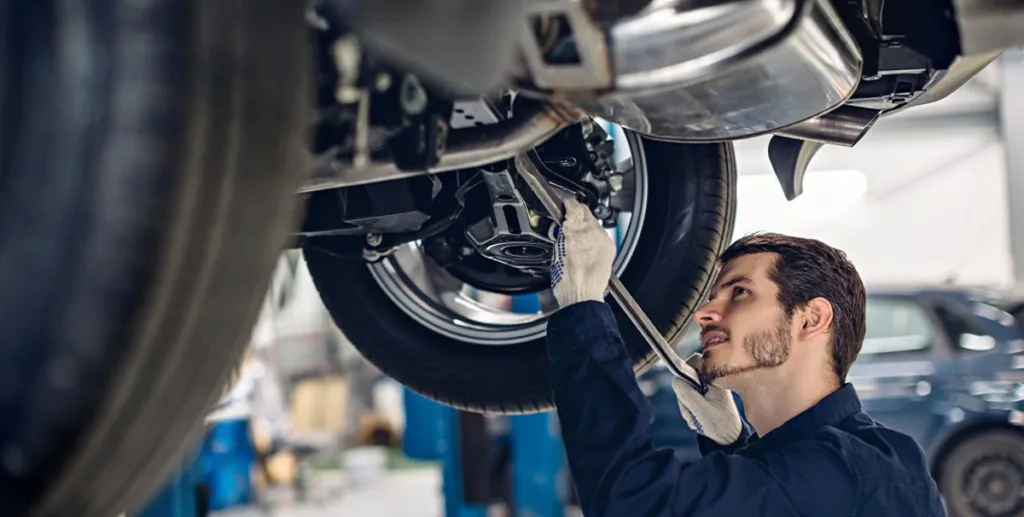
[701,329,729,350]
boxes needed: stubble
[700,313,792,383]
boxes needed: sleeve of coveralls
[545,301,847,517]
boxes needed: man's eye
[732,286,748,297]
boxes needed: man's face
[692,253,794,387]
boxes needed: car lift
[402,293,572,517]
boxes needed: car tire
[0,1,311,516]
[938,429,1024,517]
[303,136,737,413]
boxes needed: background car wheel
[938,429,1024,517]
[0,1,310,516]
[303,134,737,412]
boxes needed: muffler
[517,0,864,142]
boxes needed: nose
[694,300,722,325]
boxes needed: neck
[733,368,838,437]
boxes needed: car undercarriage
[286,0,1024,409]
[298,0,1012,260]
[3,0,1024,515]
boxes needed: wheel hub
[463,167,558,277]
[367,129,648,346]
[964,454,1024,516]
[460,121,622,282]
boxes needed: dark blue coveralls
[546,301,946,517]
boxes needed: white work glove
[549,198,616,307]
[672,353,743,445]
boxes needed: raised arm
[546,301,855,516]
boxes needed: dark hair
[719,232,867,383]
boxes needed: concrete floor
[212,468,443,517]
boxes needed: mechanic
[545,199,945,517]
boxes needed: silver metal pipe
[299,101,580,193]
[775,105,883,147]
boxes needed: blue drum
[199,418,257,511]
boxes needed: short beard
[700,313,792,384]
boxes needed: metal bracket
[466,168,555,275]
[517,0,613,90]
[767,136,824,201]
[766,104,881,200]
[450,98,502,129]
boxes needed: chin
[700,348,730,371]
[700,356,748,388]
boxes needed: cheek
[723,304,776,343]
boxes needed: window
[933,303,999,353]
[969,301,1016,328]
[861,297,933,355]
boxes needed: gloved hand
[672,353,744,445]
[549,198,616,308]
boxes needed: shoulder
[830,412,933,477]
[817,414,943,506]
[726,434,858,515]
[818,414,944,515]
[752,431,857,479]
[746,423,921,486]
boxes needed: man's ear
[798,297,834,340]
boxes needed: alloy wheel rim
[369,128,649,345]
[964,454,1024,517]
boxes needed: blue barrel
[199,418,256,511]
[402,388,448,461]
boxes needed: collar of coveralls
[741,382,863,448]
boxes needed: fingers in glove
[549,196,616,306]
[673,376,740,413]
[550,220,567,289]
[672,376,703,398]
[562,200,595,236]
[562,197,587,224]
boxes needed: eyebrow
[720,276,751,288]
[710,276,752,298]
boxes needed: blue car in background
[642,284,1024,517]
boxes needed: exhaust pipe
[775,105,882,147]
[300,100,579,193]
[765,105,881,203]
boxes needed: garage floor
[211,468,443,517]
